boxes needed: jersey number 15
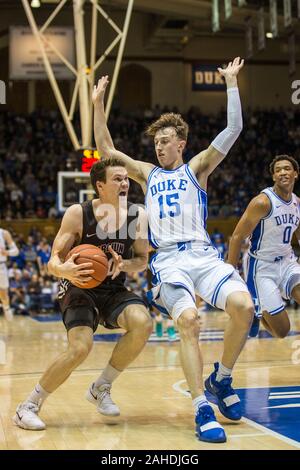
[158,193,181,218]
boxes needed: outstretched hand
[92,75,109,105]
[218,57,244,85]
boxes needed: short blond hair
[146,112,189,141]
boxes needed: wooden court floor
[0,310,300,450]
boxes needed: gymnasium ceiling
[0,0,299,52]
[0,1,298,34]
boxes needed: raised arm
[1,230,19,257]
[47,205,95,286]
[227,194,271,268]
[93,76,154,190]
[189,57,244,188]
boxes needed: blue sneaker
[195,404,226,443]
[249,316,260,338]
[205,363,242,421]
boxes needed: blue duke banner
[192,65,225,91]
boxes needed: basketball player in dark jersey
[13,159,152,430]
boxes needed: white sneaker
[3,307,13,322]
[86,383,120,416]
[13,402,46,430]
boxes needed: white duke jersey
[145,164,211,249]
[0,229,7,263]
[249,187,300,262]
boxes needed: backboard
[57,171,95,213]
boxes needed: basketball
[66,244,108,289]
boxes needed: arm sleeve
[211,87,243,156]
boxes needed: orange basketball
[66,244,108,289]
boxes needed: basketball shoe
[195,404,226,443]
[86,383,120,416]
[13,402,45,430]
[205,362,242,421]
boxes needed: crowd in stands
[4,226,148,317]
[1,106,300,220]
[3,224,298,318]
[1,105,300,317]
[5,227,57,315]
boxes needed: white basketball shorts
[246,253,300,316]
[149,242,249,320]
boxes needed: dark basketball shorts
[59,283,147,332]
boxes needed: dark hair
[90,158,126,195]
[146,112,189,141]
[269,155,299,175]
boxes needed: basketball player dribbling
[93,57,254,443]
[228,155,300,338]
[0,228,19,321]
[13,159,152,430]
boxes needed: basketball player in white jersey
[93,57,254,443]
[0,228,19,321]
[228,155,300,338]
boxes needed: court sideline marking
[172,379,300,449]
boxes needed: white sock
[216,362,232,382]
[26,383,50,408]
[94,363,122,389]
[193,395,209,414]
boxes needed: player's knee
[228,293,254,318]
[134,310,153,337]
[121,306,153,335]
[227,295,254,329]
[177,309,199,337]
[68,341,92,364]
[241,302,255,325]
